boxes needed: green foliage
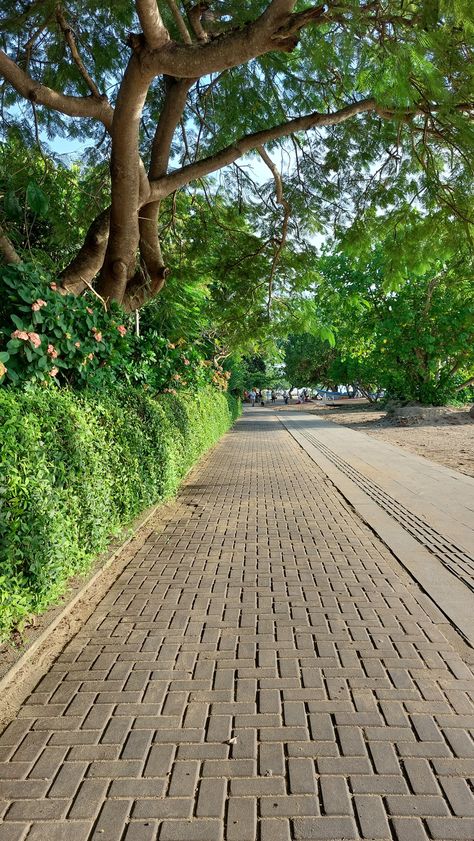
[0,263,130,388]
[285,333,337,389]
[285,251,474,405]
[229,353,288,393]
[0,133,109,270]
[0,385,240,640]
[0,263,231,393]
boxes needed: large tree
[1,1,473,310]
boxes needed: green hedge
[0,386,240,639]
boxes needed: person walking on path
[249,389,256,406]
[271,390,277,403]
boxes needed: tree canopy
[1,0,473,314]
[284,252,474,404]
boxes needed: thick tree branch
[95,50,156,301]
[59,208,110,295]
[165,0,192,44]
[0,48,113,130]
[0,224,22,265]
[142,0,309,77]
[150,99,378,199]
[136,0,170,48]
[261,0,299,20]
[125,76,193,310]
[149,77,194,179]
[56,6,102,98]
[456,376,474,392]
[185,3,209,43]
[149,98,472,200]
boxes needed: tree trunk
[95,54,154,303]
[0,224,21,265]
[59,208,110,293]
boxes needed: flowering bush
[0,264,131,389]
[0,264,229,394]
[0,385,240,639]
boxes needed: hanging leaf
[3,191,22,220]
[26,182,49,217]
[320,326,336,347]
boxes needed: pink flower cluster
[31,299,47,312]
[91,326,103,342]
[163,388,178,395]
[50,282,58,291]
[183,358,190,366]
[117,325,127,336]
[47,344,58,359]
[49,367,59,378]
[11,330,42,348]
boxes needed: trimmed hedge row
[0,386,240,639]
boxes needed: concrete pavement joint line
[283,417,474,592]
[278,412,474,648]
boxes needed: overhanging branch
[257,146,291,316]
[0,47,113,130]
[165,0,193,44]
[56,6,102,98]
[150,98,378,198]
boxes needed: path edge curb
[0,430,231,730]
[0,499,167,729]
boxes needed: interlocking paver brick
[288,757,316,794]
[320,776,351,814]
[354,795,391,839]
[426,816,474,839]
[390,816,429,841]
[386,794,450,816]
[159,819,222,840]
[91,799,132,840]
[196,777,227,817]
[123,822,158,841]
[293,816,358,839]
[0,409,474,840]
[260,795,319,816]
[260,819,291,841]
[440,776,474,816]
[227,796,257,840]
[133,797,193,818]
[0,825,28,841]
[67,779,108,820]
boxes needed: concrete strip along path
[278,408,474,647]
[0,408,474,840]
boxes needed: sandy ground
[280,400,474,479]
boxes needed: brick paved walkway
[1,409,474,840]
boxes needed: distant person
[283,391,289,404]
[271,390,276,403]
[249,389,256,406]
